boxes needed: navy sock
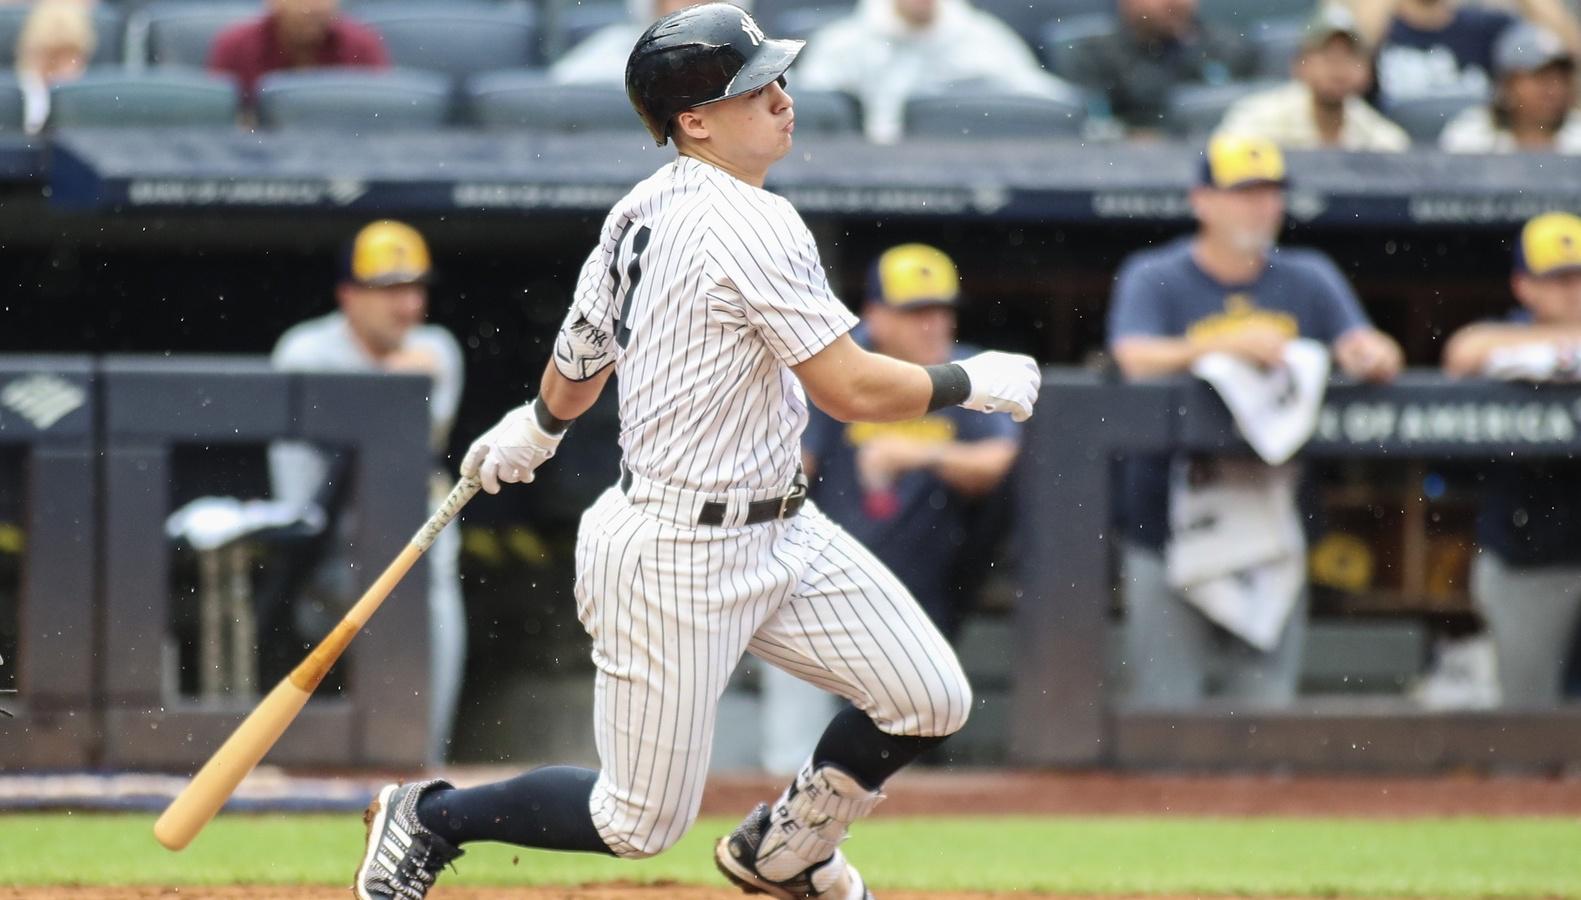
[415,766,615,855]
[811,707,948,792]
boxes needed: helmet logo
[740,14,765,46]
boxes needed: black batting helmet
[625,2,803,146]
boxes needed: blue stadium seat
[256,68,452,131]
[1040,14,1115,84]
[549,0,626,60]
[969,0,1062,50]
[0,74,24,132]
[1165,79,1278,139]
[48,67,239,127]
[786,87,860,136]
[1383,90,1486,145]
[358,3,539,79]
[130,2,257,67]
[1199,0,1315,29]
[465,70,643,132]
[1253,18,1305,78]
[772,5,852,41]
[904,89,1086,139]
[0,4,124,66]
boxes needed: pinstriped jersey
[553,155,857,494]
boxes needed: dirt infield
[0,890,1346,900]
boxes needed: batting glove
[461,402,564,494]
[956,351,1041,422]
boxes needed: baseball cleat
[354,779,464,900]
[714,802,875,900]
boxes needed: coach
[1106,135,1402,708]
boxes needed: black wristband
[532,397,574,435]
[924,363,971,412]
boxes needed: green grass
[1,814,1578,896]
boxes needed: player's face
[692,78,796,169]
[270,0,338,45]
[1298,36,1370,106]
[1502,64,1575,132]
[868,304,956,365]
[338,282,427,356]
[1195,184,1285,255]
[1121,0,1197,38]
[1515,270,1581,324]
[893,0,938,28]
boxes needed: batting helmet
[625,2,803,146]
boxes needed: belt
[620,465,807,526]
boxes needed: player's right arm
[794,334,1040,424]
[464,227,625,494]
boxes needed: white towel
[1190,338,1331,465]
[1164,340,1327,651]
[1166,458,1305,651]
[1484,342,1581,382]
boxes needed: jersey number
[609,222,652,350]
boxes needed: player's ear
[674,109,709,143]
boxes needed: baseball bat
[153,476,482,852]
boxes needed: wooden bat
[154,476,482,852]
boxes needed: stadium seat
[1199,0,1314,28]
[785,87,860,136]
[358,3,540,79]
[48,67,239,127]
[1165,79,1278,139]
[0,4,124,67]
[1384,90,1486,144]
[904,89,1086,139]
[466,71,644,132]
[130,2,257,68]
[1040,14,1115,84]
[549,0,626,61]
[1253,18,1305,78]
[0,74,24,132]
[969,0,1062,50]
[256,68,452,131]
[771,5,852,41]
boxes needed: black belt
[620,465,807,526]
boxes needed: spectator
[760,243,1021,773]
[1442,211,1581,707]
[1061,0,1258,136]
[15,0,94,133]
[208,0,388,106]
[270,220,466,764]
[551,0,737,85]
[1107,135,1401,707]
[1440,21,1581,152]
[1217,5,1410,152]
[793,0,1078,143]
[1347,0,1581,107]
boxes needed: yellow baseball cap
[344,220,432,287]
[1515,212,1581,277]
[1198,134,1288,190]
[866,244,960,309]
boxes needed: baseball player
[1443,211,1581,707]
[354,5,1039,899]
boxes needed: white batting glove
[461,402,564,495]
[956,351,1041,422]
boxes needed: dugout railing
[1016,371,1581,770]
[0,357,97,769]
[0,357,435,770]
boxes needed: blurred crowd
[2,0,1580,153]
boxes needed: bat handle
[411,476,481,552]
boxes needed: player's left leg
[717,509,971,899]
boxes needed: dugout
[3,131,1580,768]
